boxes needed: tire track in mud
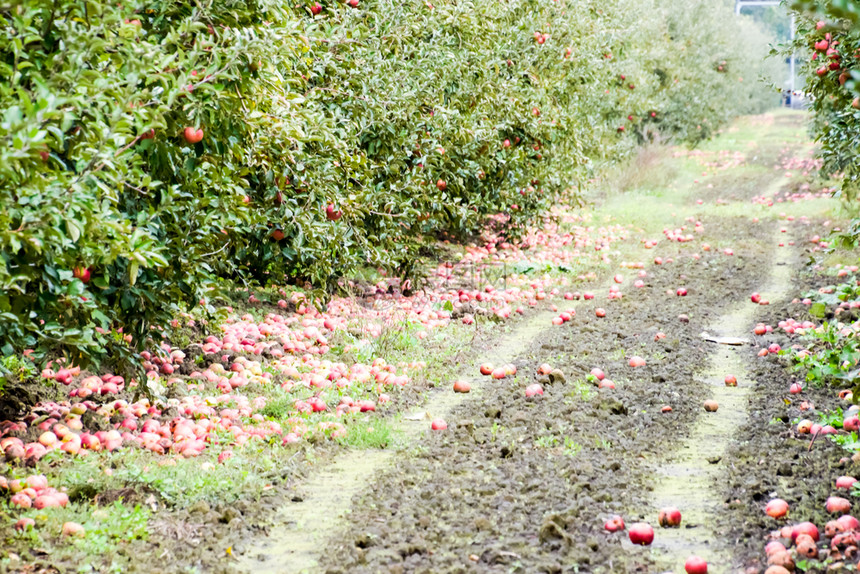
[308,218,776,574]
[237,310,557,573]
[238,254,675,573]
[646,235,796,572]
[237,247,712,573]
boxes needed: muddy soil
[717,226,859,573]
[312,219,779,574]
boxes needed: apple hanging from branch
[326,204,343,221]
[183,127,204,144]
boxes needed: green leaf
[66,218,82,242]
[810,302,827,319]
[129,262,139,286]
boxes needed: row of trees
[0,0,779,376]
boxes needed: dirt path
[238,311,556,572]
[648,226,796,572]
[232,112,836,574]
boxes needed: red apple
[436,179,447,191]
[765,541,787,556]
[765,498,789,518]
[684,556,708,574]
[525,384,544,397]
[62,522,86,537]
[791,521,819,542]
[628,522,654,545]
[73,266,91,284]
[183,127,204,144]
[453,380,471,393]
[836,476,857,490]
[826,496,851,514]
[837,514,859,531]
[430,419,447,430]
[604,515,625,532]
[326,203,342,221]
[10,493,31,508]
[658,507,682,528]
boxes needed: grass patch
[337,418,399,449]
[54,442,298,508]
[566,379,596,402]
[602,141,677,196]
[260,393,293,419]
[8,501,149,573]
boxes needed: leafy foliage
[793,321,860,386]
[789,0,860,201]
[1,0,778,375]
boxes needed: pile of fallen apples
[0,214,642,464]
[762,478,860,572]
[1,475,84,537]
[1,473,67,511]
[0,474,86,535]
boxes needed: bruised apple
[658,507,682,528]
[604,515,625,532]
[826,496,851,514]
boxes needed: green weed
[562,437,582,457]
[337,419,398,449]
